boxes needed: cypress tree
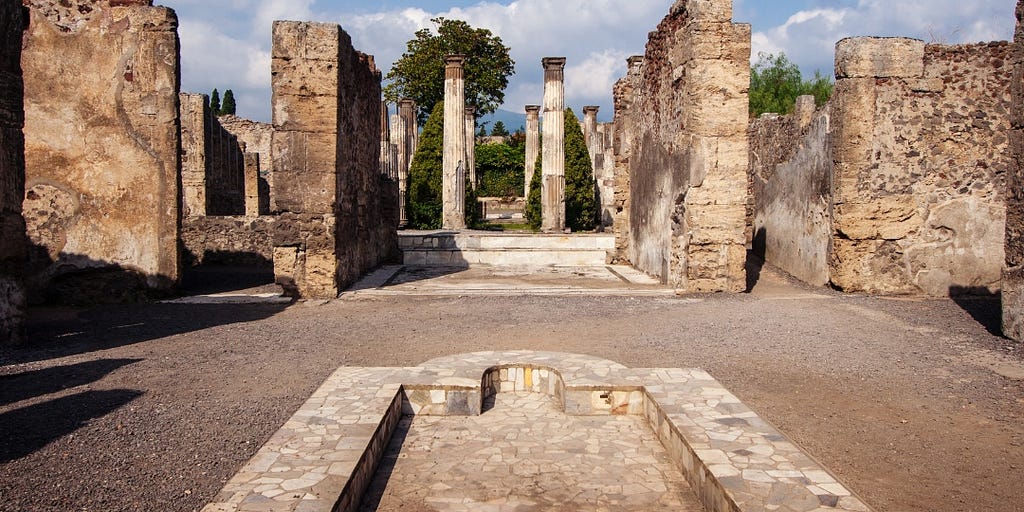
[525,108,596,231]
[209,89,221,115]
[221,89,237,115]
[407,102,445,229]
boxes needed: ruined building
[1005,0,1024,341]
[613,0,751,292]
[22,0,181,304]
[750,37,1014,296]
[270,21,398,298]
[0,2,26,344]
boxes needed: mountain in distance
[478,108,527,134]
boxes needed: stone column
[465,107,477,189]
[379,100,392,179]
[390,114,407,226]
[244,152,261,217]
[524,105,540,198]
[583,106,600,172]
[399,98,418,160]
[541,57,566,232]
[442,54,467,230]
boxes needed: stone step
[399,231,614,267]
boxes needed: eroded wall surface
[831,38,1012,295]
[220,113,273,213]
[611,56,643,264]
[179,93,246,217]
[271,21,397,299]
[749,100,833,286]
[181,216,273,267]
[22,0,180,301]
[619,0,750,291]
[1005,0,1024,341]
[0,2,26,344]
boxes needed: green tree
[221,89,237,115]
[749,52,833,117]
[384,18,515,125]
[209,89,221,114]
[406,101,479,229]
[476,142,524,197]
[490,121,509,137]
[407,103,445,229]
[525,108,596,232]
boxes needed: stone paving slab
[202,351,874,512]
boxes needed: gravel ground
[1,266,1022,512]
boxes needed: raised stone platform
[399,231,614,266]
[202,351,873,512]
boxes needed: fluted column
[541,57,566,232]
[442,55,467,229]
[583,106,600,169]
[524,105,540,198]
[397,98,416,227]
[379,100,393,179]
[465,106,477,189]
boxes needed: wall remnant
[219,114,273,214]
[611,55,644,263]
[830,37,1011,295]
[180,93,246,217]
[22,0,181,302]
[181,216,273,268]
[617,0,750,291]
[749,98,832,286]
[0,1,26,344]
[270,21,398,299]
[1005,0,1024,341]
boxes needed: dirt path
[1,266,1021,511]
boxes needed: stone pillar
[442,54,467,230]
[244,152,261,217]
[397,98,416,227]
[379,100,393,179]
[524,105,541,198]
[180,93,209,217]
[465,106,477,189]
[1006,0,1024,341]
[1,1,26,344]
[541,57,566,232]
[583,105,600,174]
[390,114,407,226]
[612,56,645,263]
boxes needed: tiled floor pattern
[359,392,704,511]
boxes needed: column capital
[525,105,541,114]
[542,57,566,70]
[444,54,467,67]
[465,106,476,116]
[399,98,416,108]
[583,106,600,115]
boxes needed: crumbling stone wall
[179,93,245,217]
[591,122,615,229]
[617,0,750,291]
[749,97,832,286]
[181,216,273,267]
[611,56,643,263]
[0,2,26,344]
[271,21,398,299]
[219,114,273,215]
[22,0,180,302]
[831,38,1011,295]
[1005,0,1024,341]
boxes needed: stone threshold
[201,351,873,512]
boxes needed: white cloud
[752,0,1016,76]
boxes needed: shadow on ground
[0,389,143,462]
[0,358,142,406]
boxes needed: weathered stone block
[22,1,180,302]
[835,37,926,79]
[0,0,24,344]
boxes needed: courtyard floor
[0,260,1022,511]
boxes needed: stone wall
[179,93,246,217]
[749,98,832,286]
[270,21,398,299]
[181,216,273,267]
[0,2,26,344]
[22,0,180,302]
[219,114,273,215]
[611,56,643,263]
[830,38,1012,295]
[617,0,750,291]
[1006,0,1024,341]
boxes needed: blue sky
[160,0,1017,123]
